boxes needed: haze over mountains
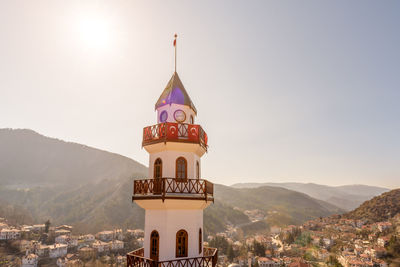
[0,128,148,188]
[232,182,389,211]
[0,128,387,234]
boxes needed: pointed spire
[155,36,196,114]
[155,72,197,114]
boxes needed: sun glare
[78,16,112,50]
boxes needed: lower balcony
[127,247,218,267]
[133,178,214,202]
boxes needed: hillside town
[207,211,400,267]
[0,217,143,266]
[1,211,399,267]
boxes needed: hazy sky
[1,1,399,188]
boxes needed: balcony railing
[127,247,218,267]
[142,123,208,151]
[133,178,214,202]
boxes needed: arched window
[150,230,159,261]
[176,230,188,258]
[154,158,162,178]
[199,228,202,254]
[176,157,187,180]
[196,161,200,179]
[190,115,194,124]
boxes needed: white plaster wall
[144,209,203,261]
[136,199,212,210]
[156,104,196,124]
[149,150,201,179]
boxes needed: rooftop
[155,72,197,114]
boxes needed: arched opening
[154,158,163,194]
[190,115,194,124]
[176,157,187,180]
[176,230,188,258]
[154,158,162,178]
[150,230,159,261]
[196,161,200,179]
[199,228,202,254]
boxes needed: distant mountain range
[0,128,383,235]
[214,184,344,228]
[231,182,389,211]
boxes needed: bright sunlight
[77,15,113,51]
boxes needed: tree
[295,232,311,247]
[286,233,295,245]
[209,236,229,255]
[253,240,265,257]
[319,238,324,248]
[239,245,248,258]
[45,220,51,233]
[386,235,400,258]
[327,255,343,267]
[227,245,235,262]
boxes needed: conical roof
[155,72,197,114]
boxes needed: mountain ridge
[0,128,148,187]
[0,128,348,234]
[231,182,389,211]
[345,188,400,222]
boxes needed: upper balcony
[133,178,214,202]
[142,123,208,152]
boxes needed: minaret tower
[127,36,217,267]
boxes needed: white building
[34,244,49,257]
[127,229,144,238]
[49,244,68,258]
[109,240,124,251]
[0,228,21,240]
[137,237,144,247]
[55,225,73,231]
[0,222,8,230]
[323,238,334,248]
[55,235,78,247]
[257,257,280,267]
[56,255,82,267]
[114,229,124,240]
[21,253,39,267]
[270,226,281,235]
[82,234,95,242]
[97,231,114,242]
[131,40,216,265]
[92,240,109,253]
[32,224,45,232]
[55,235,69,244]
[55,229,71,237]
[377,222,392,232]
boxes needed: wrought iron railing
[127,247,218,267]
[142,123,208,151]
[133,178,214,202]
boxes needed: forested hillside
[215,184,344,227]
[345,188,400,222]
[0,128,148,187]
[0,128,343,235]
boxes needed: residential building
[21,253,39,267]
[49,243,68,258]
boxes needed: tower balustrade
[142,122,208,152]
[127,246,218,267]
[133,178,214,202]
